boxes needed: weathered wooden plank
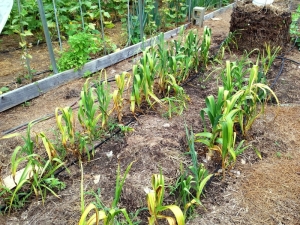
[0,3,235,112]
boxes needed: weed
[0,86,9,95]
[22,101,30,107]
[276,152,281,158]
[117,124,135,134]
[83,70,93,78]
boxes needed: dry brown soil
[1,3,300,225]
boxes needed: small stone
[206,153,212,161]
[143,187,153,194]
[93,175,101,184]
[162,123,170,128]
[106,151,113,158]
[230,170,241,176]
[241,159,246,164]
[21,211,28,220]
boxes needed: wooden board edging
[0,3,234,112]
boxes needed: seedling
[276,152,282,158]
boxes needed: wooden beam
[0,3,235,112]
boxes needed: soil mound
[230,0,292,52]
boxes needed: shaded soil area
[1,3,300,225]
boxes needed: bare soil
[1,3,300,225]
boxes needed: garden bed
[1,2,300,225]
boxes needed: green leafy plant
[162,75,189,119]
[216,31,238,60]
[217,116,249,177]
[58,31,98,71]
[55,106,90,161]
[183,29,201,73]
[186,128,213,202]
[196,59,278,176]
[220,58,252,95]
[0,86,9,95]
[290,5,300,50]
[156,33,170,95]
[144,0,158,35]
[137,47,160,106]
[159,0,187,30]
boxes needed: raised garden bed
[1,1,300,224]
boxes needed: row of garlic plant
[78,27,214,225]
[195,46,280,178]
[0,26,212,214]
[80,128,213,225]
[130,26,211,117]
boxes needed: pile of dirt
[230,0,292,52]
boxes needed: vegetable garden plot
[1,2,300,224]
[0,0,233,98]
